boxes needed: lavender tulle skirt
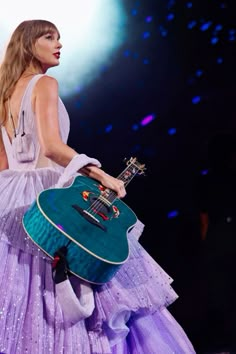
[0,168,195,353]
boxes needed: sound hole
[89,196,111,219]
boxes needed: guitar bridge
[72,204,107,231]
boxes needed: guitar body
[22,175,137,284]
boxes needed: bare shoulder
[35,75,59,96]
[32,75,59,112]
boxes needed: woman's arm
[34,75,77,166]
[33,76,126,198]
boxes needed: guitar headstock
[124,157,146,176]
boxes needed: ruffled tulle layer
[0,168,195,353]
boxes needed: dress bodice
[1,74,70,172]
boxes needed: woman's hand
[99,173,126,198]
[80,165,126,198]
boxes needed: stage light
[0,0,126,98]
[195,69,203,77]
[146,16,153,23]
[143,31,151,39]
[140,114,156,126]
[132,124,139,131]
[200,21,212,31]
[186,2,193,8]
[188,21,197,29]
[192,96,201,104]
[105,124,113,133]
[211,37,219,44]
[168,128,177,135]
[166,13,175,22]
[215,24,223,31]
[167,210,179,219]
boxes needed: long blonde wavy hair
[0,19,59,127]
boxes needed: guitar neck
[117,161,142,187]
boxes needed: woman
[0,20,195,353]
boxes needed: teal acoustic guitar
[22,157,145,284]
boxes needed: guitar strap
[54,153,101,323]
[56,277,96,323]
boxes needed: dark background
[64,0,236,351]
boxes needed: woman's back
[1,74,69,172]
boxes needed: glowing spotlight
[195,69,203,77]
[168,128,177,135]
[188,20,197,29]
[167,210,179,219]
[146,16,153,23]
[167,13,175,21]
[211,37,219,44]
[215,24,223,31]
[140,114,156,126]
[143,31,151,39]
[132,124,139,131]
[200,21,212,31]
[0,0,127,98]
[105,124,113,133]
[159,26,168,37]
[192,96,201,104]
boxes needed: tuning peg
[138,166,147,176]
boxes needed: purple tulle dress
[0,75,196,353]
